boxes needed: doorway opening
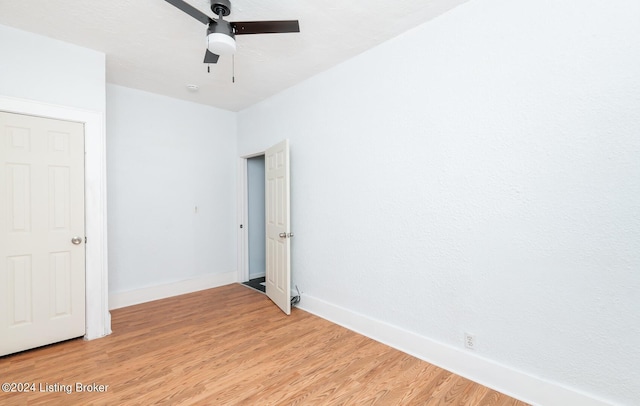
[242,155,266,293]
[237,139,292,314]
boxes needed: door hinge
[85,236,87,244]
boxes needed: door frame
[246,155,266,280]
[0,95,111,340]
[237,150,266,284]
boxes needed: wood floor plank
[0,284,529,405]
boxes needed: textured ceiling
[0,0,468,111]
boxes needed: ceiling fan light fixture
[207,32,236,55]
[165,0,299,64]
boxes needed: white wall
[238,0,640,404]
[0,24,105,112]
[248,156,266,279]
[106,84,237,297]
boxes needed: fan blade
[204,50,220,64]
[164,0,212,25]
[231,20,300,35]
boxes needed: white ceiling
[0,0,468,111]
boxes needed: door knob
[279,232,287,238]
[71,236,83,245]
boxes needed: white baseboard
[297,294,613,406]
[108,271,237,310]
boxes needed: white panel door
[0,111,85,356]
[265,139,291,315]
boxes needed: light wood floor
[0,284,528,405]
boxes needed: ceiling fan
[164,0,300,64]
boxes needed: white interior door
[0,111,86,356]
[265,139,291,315]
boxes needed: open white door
[0,112,86,356]
[265,139,291,315]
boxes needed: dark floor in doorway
[242,276,266,293]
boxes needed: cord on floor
[290,285,301,307]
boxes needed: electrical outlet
[464,332,476,350]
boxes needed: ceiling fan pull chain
[232,54,235,83]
